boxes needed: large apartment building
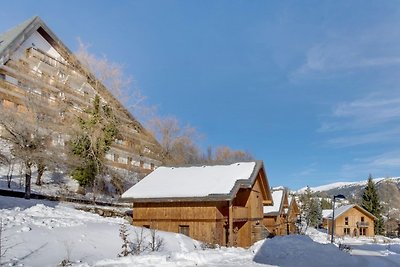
[0,16,164,183]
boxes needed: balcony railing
[356,221,369,227]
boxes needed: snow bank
[253,235,359,267]
[0,196,200,267]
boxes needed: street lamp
[330,194,346,243]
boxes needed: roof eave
[119,195,232,203]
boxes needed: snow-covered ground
[1,196,400,266]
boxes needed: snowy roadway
[1,196,399,267]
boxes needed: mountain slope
[297,177,400,219]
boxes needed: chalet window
[344,217,349,226]
[344,228,350,235]
[113,154,119,162]
[360,228,366,236]
[151,163,155,170]
[179,225,189,236]
[361,216,364,222]
[127,157,132,165]
[140,160,144,168]
[0,73,5,80]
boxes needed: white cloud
[292,21,400,79]
[326,127,400,147]
[318,92,400,132]
[340,151,400,179]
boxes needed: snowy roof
[325,204,376,220]
[264,189,286,215]
[322,209,333,219]
[121,161,269,202]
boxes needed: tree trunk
[6,163,13,189]
[24,162,32,199]
[36,163,45,186]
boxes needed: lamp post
[330,194,346,243]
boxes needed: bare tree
[213,146,254,164]
[0,90,64,198]
[0,153,14,189]
[131,228,148,255]
[75,40,153,118]
[118,224,131,257]
[148,227,164,252]
[148,116,202,164]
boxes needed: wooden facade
[0,16,163,181]
[286,196,300,234]
[122,161,273,248]
[326,204,376,238]
[263,188,290,236]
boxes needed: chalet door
[178,225,190,236]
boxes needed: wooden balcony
[232,206,249,222]
[356,221,370,227]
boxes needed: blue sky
[1,1,400,189]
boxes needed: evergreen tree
[361,174,384,235]
[300,187,322,228]
[320,198,332,210]
[69,95,118,189]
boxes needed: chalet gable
[326,204,377,221]
[263,188,289,216]
[287,196,299,216]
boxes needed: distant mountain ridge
[296,177,395,194]
[296,177,400,219]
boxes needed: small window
[0,73,5,80]
[344,228,350,235]
[140,160,144,168]
[178,225,189,236]
[150,163,155,170]
[344,217,349,226]
[113,154,119,162]
[361,216,364,222]
[143,225,150,229]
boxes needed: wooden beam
[228,201,233,246]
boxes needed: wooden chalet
[121,161,273,247]
[263,188,289,236]
[286,195,300,234]
[326,204,376,237]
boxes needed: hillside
[297,177,400,219]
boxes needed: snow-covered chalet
[121,161,273,247]
[325,204,376,237]
[263,187,291,236]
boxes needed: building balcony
[232,206,249,222]
[356,221,369,227]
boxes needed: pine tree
[300,187,322,228]
[361,174,384,235]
